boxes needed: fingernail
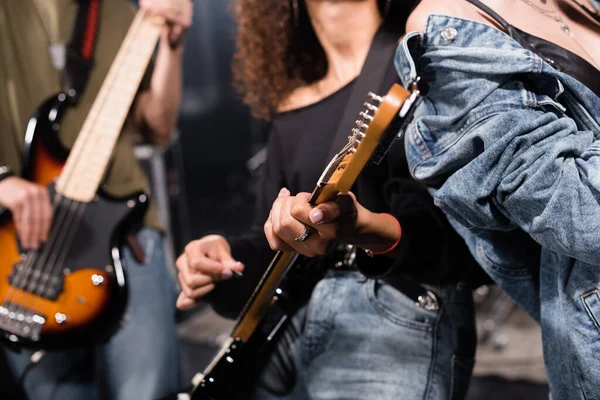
[221,269,233,280]
[310,209,325,224]
[278,188,289,197]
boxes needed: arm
[433,106,600,265]
[133,0,193,145]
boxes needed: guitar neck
[56,10,161,202]
[230,151,363,341]
[228,84,412,342]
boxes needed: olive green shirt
[0,0,162,231]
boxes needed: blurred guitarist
[0,0,191,398]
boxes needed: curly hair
[232,0,417,120]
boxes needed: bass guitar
[0,10,162,349]
[186,81,421,400]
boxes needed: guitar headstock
[311,81,421,205]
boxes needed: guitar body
[0,94,147,349]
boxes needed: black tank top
[467,0,600,97]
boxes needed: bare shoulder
[406,0,478,32]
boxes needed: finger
[264,217,294,252]
[140,0,190,27]
[214,246,244,274]
[170,2,193,28]
[289,195,314,225]
[337,192,358,215]
[178,283,214,305]
[183,241,241,280]
[178,270,212,293]
[177,292,197,310]
[170,24,183,43]
[175,252,188,274]
[270,188,290,236]
[220,261,244,279]
[309,201,341,225]
[278,197,309,243]
[39,189,53,243]
[187,254,234,281]
[28,193,43,250]
[186,284,216,300]
[18,201,34,250]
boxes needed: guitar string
[34,201,85,299]
[20,11,148,318]
[1,11,148,333]
[27,200,84,299]
[2,194,75,332]
[5,201,75,336]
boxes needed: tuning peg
[359,111,373,121]
[352,128,365,138]
[363,102,378,112]
[367,92,383,103]
[355,119,369,129]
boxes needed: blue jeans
[253,271,476,400]
[4,228,181,400]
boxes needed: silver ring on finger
[294,225,315,243]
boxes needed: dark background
[172,0,264,246]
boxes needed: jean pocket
[450,355,474,400]
[581,289,600,333]
[366,279,435,332]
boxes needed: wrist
[359,213,401,255]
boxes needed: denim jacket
[395,14,600,398]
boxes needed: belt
[330,244,440,311]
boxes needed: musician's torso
[266,60,481,285]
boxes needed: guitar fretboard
[56,10,161,202]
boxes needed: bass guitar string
[32,200,86,299]
[17,201,86,332]
[1,192,72,332]
[1,11,148,335]
[24,199,84,302]
[3,195,78,325]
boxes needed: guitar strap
[63,0,102,103]
[325,25,400,161]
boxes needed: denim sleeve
[411,90,600,265]
[395,24,600,264]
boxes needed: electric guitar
[186,81,421,400]
[0,10,162,349]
